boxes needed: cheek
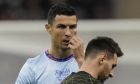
[52,29,62,37]
[51,30,62,41]
[72,29,77,35]
[104,63,111,74]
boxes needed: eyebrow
[57,23,77,26]
[57,24,66,27]
[56,24,77,29]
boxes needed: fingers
[68,35,84,67]
[68,36,77,49]
[68,36,83,49]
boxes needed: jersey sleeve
[15,59,35,84]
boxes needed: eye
[69,24,77,29]
[57,24,66,29]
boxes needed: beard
[61,47,70,51]
[98,75,109,83]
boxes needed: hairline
[48,14,78,25]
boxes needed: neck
[79,61,99,79]
[49,46,72,58]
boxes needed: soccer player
[61,36,123,84]
[15,4,84,84]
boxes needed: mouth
[63,40,69,43]
[62,40,70,45]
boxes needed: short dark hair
[85,36,123,59]
[47,3,77,25]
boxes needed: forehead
[53,15,77,25]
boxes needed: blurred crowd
[0,0,113,20]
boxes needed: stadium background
[0,0,140,84]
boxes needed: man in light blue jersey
[15,3,84,84]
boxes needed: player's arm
[68,35,84,68]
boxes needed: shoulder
[15,51,48,84]
[27,51,46,63]
[61,72,89,84]
[25,51,47,70]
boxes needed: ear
[99,53,106,65]
[45,24,51,34]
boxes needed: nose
[109,72,114,78]
[65,27,72,37]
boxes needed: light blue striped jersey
[15,51,79,84]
